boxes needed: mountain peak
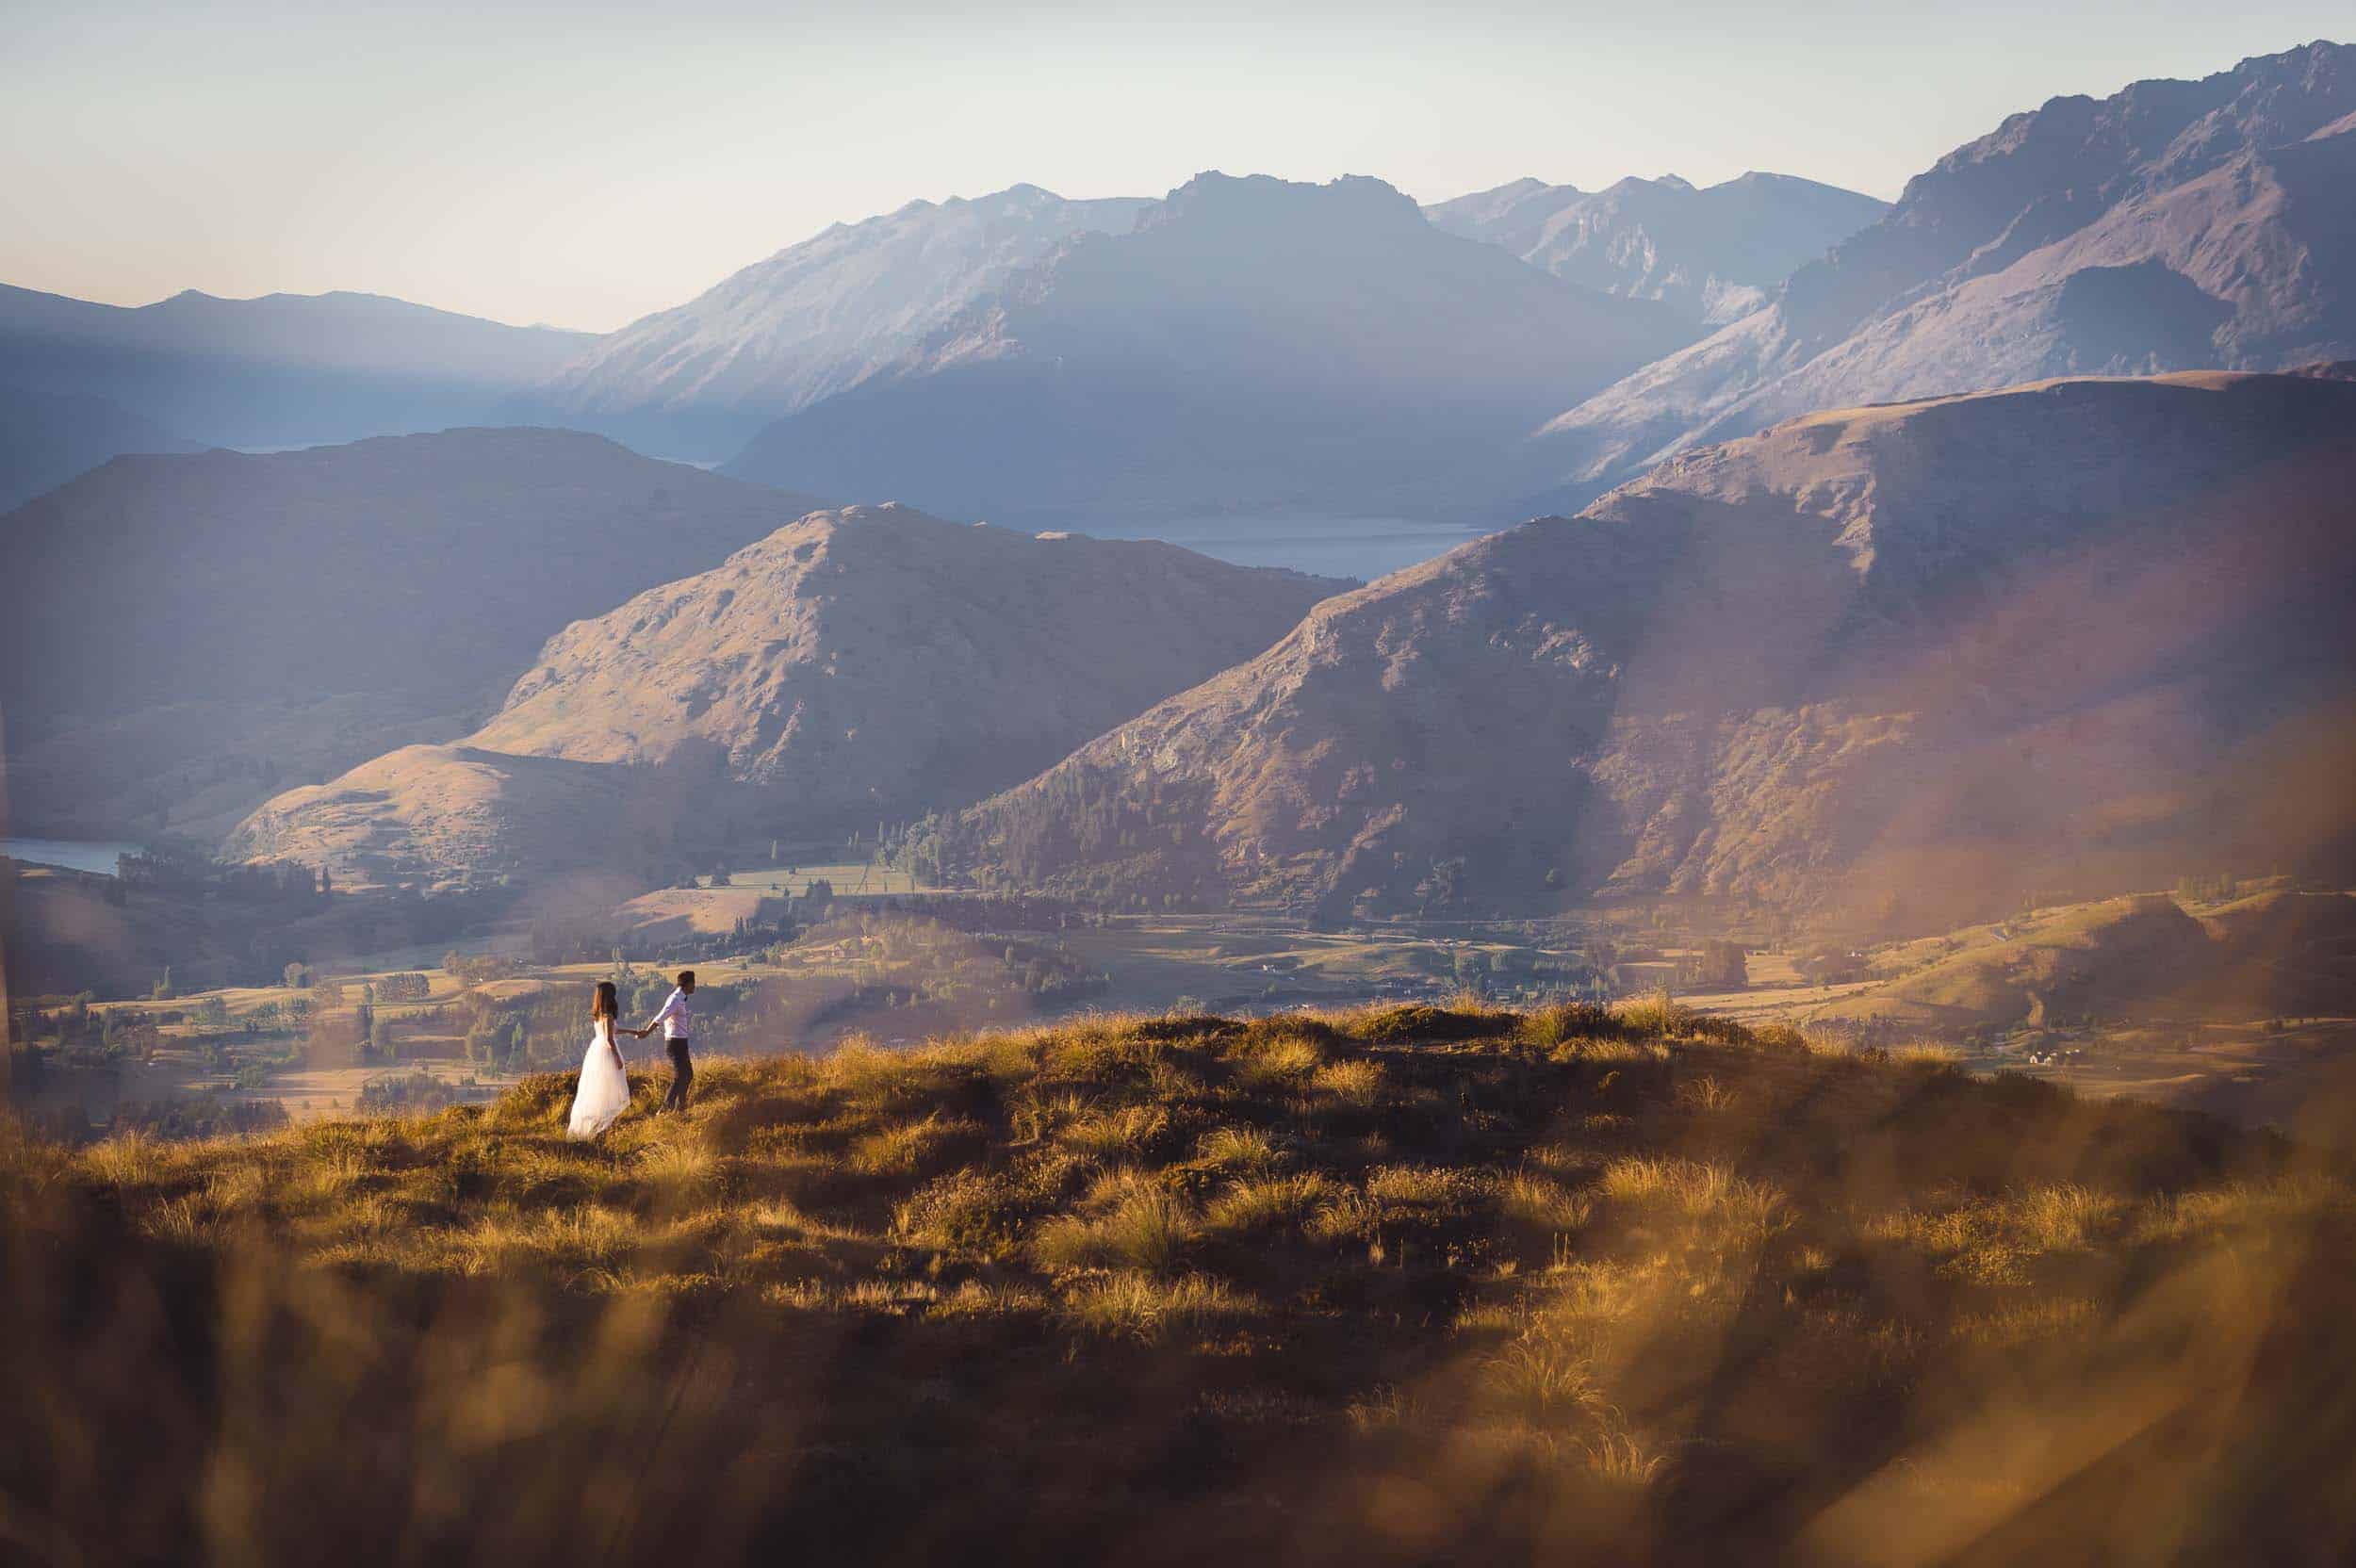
[1546,36,2356,495]
[1150,171,1425,234]
[1427,166,1887,328]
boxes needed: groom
[633,970,697,1113]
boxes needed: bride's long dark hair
[593,980,619,1021]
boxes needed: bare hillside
[233,508,1348,887]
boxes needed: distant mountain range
[552,170,1886,466]
[1536,40,2356,502]
[722,172,1694,526]
[229,507,1347,887]
[541,185,1156,462]
[1425,172,1888,326]
[0,284,591,456]
[0,431,822,840]
[8,42,2347,532]
[931,368,2356,931]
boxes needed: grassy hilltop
[8,1001,2355,1564]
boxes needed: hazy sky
[4,2,2346,332]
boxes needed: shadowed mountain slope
[936,370,2356,929]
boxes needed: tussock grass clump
[1236,1012,1344,1054]
[2130,1172,2354,1243]
[848,1110,984,1175]
[633,1134,723,1197]
[73,1130,187,1192]
[1869,1181,2139,1287]
[1056,1102,1176,1161]
[1203,1172,1341,1234]
[1059,1271,1259,1341]
[2013,1183,2126,1250]
[1366,1164,1488,1209]
[1598,1154,1788,1237]
[1519,1000,1622,1049]
[1349,1004,1495,1045]
[1194,1124,1289,1174]
[1497,1173,1593,1238]
[1747,1021,1817,1054]
[893,1169,1024,1253]
[1309,1058,1383,1104]
[1033,1170,1199,1273]
[1611,991,1684,1039]
[1223,1032,1325,1091]
[1555,1035,1673,1064]
[1481,1340,1605,1422]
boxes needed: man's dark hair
[677,970,696,989]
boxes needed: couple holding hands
[566,971,696,1139]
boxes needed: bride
[567,980,633,1138]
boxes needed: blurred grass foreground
[7,999,2354,1565]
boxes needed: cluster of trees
[890,776,1225,911]
[1440,945,1615,1002]
[370,972,432,1004]
[2175,873,2242,904]
[1798,950,1870,986]
[997,937,1106,999]
[1680,939,1749,989]
[118,842,330,905]
[356,1073,457,1116]
[442,951,519,987]
[9,996,166,1067]
[11,993,100,1043]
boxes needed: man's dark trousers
[663,1038,694,1112]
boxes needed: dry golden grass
[1034,1168,1200,1273]
[8,1002,2356,1564]
[1203,1171,1341,1233]
[1059,1270,1259,1341]
[1193,1123,1288,1173]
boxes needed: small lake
[1088,514,1495,583]
[1,839,146,876]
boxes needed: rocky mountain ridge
[723,172,1694,525]
[1425,171,1888,325]
[1535,40,2356,501]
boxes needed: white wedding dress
[567,1018,631,1139]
